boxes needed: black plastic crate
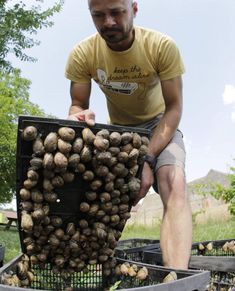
[115,238,160,262]
[0,255,108,290]
[143,251,235,290]
[143,249,162,265]
[117,239,160,249]
[16,115,150,255]
[143,239,235,291]
[143,239,235,271]
[0,244,5,267]
[0,255,210,291]
[109,258,210,291]
[209,271,235,291]
[190,239,235,272]
[191,239,235,257]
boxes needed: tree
[0,0,64,72]
[0,69,45,203]
[211,165,235,216]
[0,1,63,203]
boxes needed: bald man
[65,0,192,269]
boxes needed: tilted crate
[16,116,150,271]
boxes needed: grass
[192,217,235,241]
[0,225,21,263]
[120,217,235,242]
[0,218,234,264]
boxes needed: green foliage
[0,69,45,204]
[109,281,122,291]
[211,166,235,216]
[0,0,61,204]
[188,180,220,198]
[0,0,64,72]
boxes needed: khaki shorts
[136,114,186,192]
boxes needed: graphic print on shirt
[97,69,139,95]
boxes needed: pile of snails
[15,124,149,280]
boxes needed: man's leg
[157,165,192,269]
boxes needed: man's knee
[157,165,185,191]
[156,165,187,207]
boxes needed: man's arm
[133,75,183,205]
[148,75,183,157]
[68,81,95,126]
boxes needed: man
[65,0,192,269]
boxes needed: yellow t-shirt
[65,26,185,125]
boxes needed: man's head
[88,0,138,51]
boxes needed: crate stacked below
[191,239,235,291]
[190,239,235,272]
[115,238,160,262]
[0,255,210,291]
[106,258,210,291]
[0,255,109,290]
[143,239,235,291]
[0,244,5,267]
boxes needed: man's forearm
[148,107,182,157]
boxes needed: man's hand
[68,109,95,126]
[133,163,154,206]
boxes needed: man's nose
[104,15,116,26]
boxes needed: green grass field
[0,226,20,264]
[0,217,234,264]
[121,217,235,241]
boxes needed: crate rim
[143,249,235,272]
[117,258,209,276]
[192,238,235,247]
[116,258,210,291]
[18,115,152,136]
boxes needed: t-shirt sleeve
[156,36,185,81]
[65,45,91,84]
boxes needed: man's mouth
[101,28,121,34]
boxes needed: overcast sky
[10,0,235,183]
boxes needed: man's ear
[132,1,138,17]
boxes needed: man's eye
[111,11,121,16]
[92,14,104,18]
[111,10,126,17]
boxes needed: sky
[9,0,235,183]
